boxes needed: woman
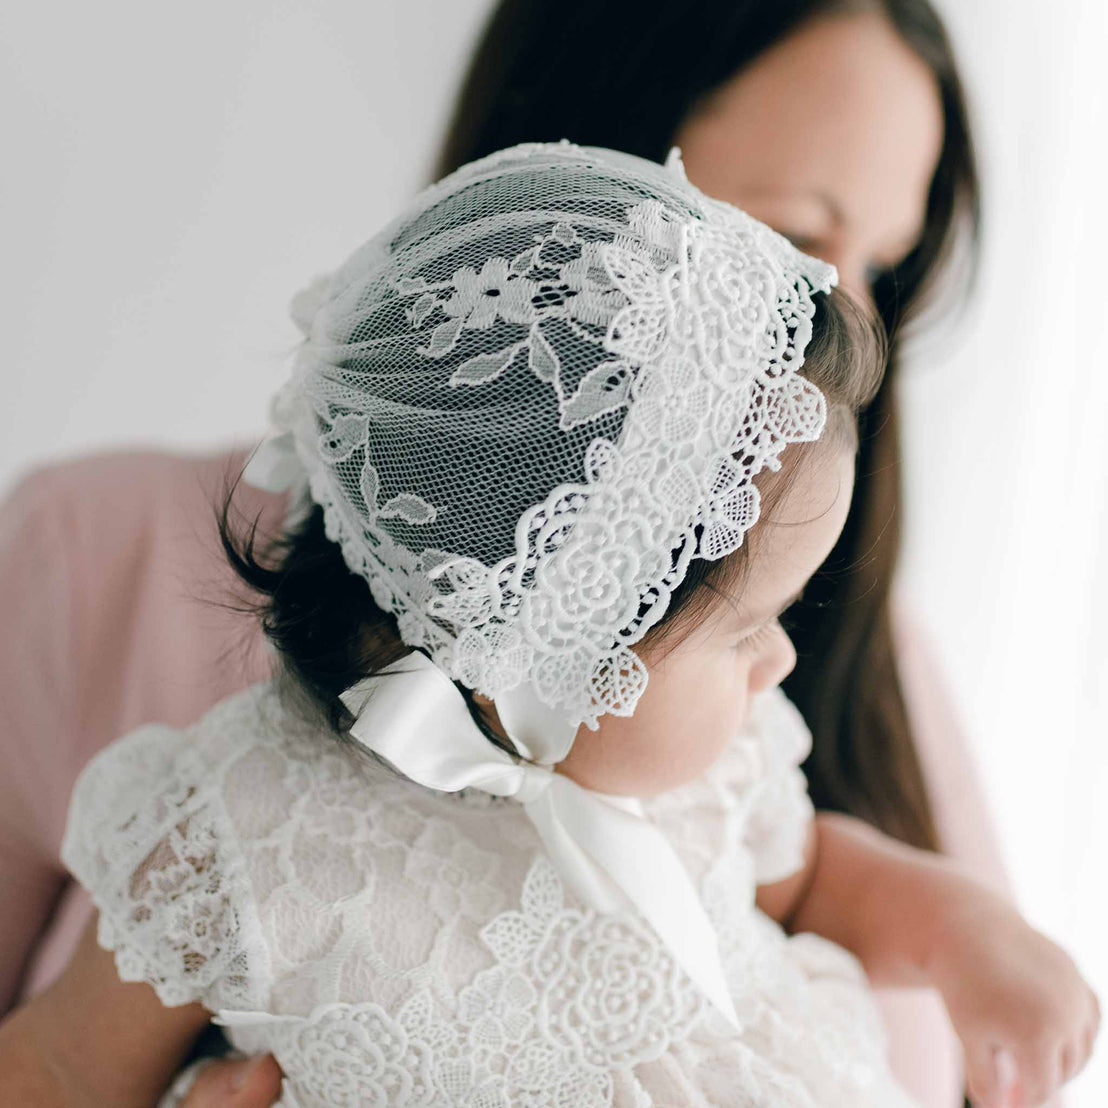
[0,2,999,1105]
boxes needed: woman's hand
[778,814,1100,1108]
[178,1055,283,1108]
[929,896,1100,1107]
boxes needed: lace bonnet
[248,141,835,730]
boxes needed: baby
[0,142,1097,1108]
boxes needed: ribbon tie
[339,651,739,1029]
[242,430,302,493]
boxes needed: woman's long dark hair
[433,0,982,853]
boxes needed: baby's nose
[749,626,797,694]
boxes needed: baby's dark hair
[218,286,883,748]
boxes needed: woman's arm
[0,913,211,1107]
[758,813,1099,1106]
[887,601,1007,1107]
[771,812,979,986]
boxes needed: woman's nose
[749,625,797,694]
[841,271,873,306]
[821,247,874,308]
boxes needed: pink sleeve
[871,600,1019,1108]
[891,603,1010,890]
[0,468,78,1012]
[1,447,283,1009]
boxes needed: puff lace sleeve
[738,687,816,886]
[60,694,270,1013]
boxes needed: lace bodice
[62,684,916,1107]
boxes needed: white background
[898,3,1108,1103]
[2,2,1106,1103]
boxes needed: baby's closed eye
[734,618,783,652]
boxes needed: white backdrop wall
[898,0,1108,1101]
[1,1,495,475]
[2,2,1106,1103]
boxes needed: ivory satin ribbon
[339,651,740,1028]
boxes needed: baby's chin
[556,719,740,798]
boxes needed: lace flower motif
[444,257,535,330]
[480,859,702,1070]
[406,822,504,923]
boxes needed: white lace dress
[61,682,917,1107]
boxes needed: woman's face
[674,12,945,302]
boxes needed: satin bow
[242,430,303,493]
[339,651,739,1028]
[242,273,332,495]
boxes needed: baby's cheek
[722,683,752,744]
[557,648,749,795]
[707,686,750,766]
[665,653,750,778]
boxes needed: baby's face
[557,444,856,797]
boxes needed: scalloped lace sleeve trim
[739,689,816,886]
[61,712,271,1011]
